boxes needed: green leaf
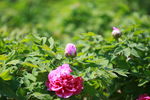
[25,73,36,82]
[41,37,47,45]
[128,43,137,48]
[123,48,130,57]
[7,60,20,65]
[0,55,7,60]
[133,30,144,35]
[0,79,18,99]
[16,88,26,100]
[101,45,116,50]
[41,44,51,51]
[22,62,38,68]
[0,70,13,80]
[138,79,149,86]
[99,58,109,66]
[48,37,54,49]
[55,54,62,60]
[114,47,123,55]
[21,38,30,43]
[108,72,118,78]
[114,69,128,77]
[136,43,146,51]
[29,92,53,100]
[131,48,140,57]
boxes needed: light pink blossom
[112,27,121,38]
[65,43,77,57]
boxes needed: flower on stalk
[112,27,121,39]
[136,94,150,100]
[65,43,77,57]
[46,64,83,98]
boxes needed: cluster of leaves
[0,25,149,100]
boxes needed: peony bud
[112,27,121,39]
[65,43,77,57]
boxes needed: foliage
[0,25,150,99]
[0,0,150,100]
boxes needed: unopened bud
[65,43,77,57]
[112,27,121,39]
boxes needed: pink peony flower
[48,64,72,82]
[65,43,77,57]
[46,64,83,98]
[112,27,121,39]
[137,94,150,100]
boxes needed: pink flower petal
[56,89,74,98]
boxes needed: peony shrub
[0,25,149,100]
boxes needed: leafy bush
[0,25,149,100]
[0,0,150,100]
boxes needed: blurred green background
[0,0,150,39]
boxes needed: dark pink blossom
[137,94,150,100]
[46,64,83,98]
